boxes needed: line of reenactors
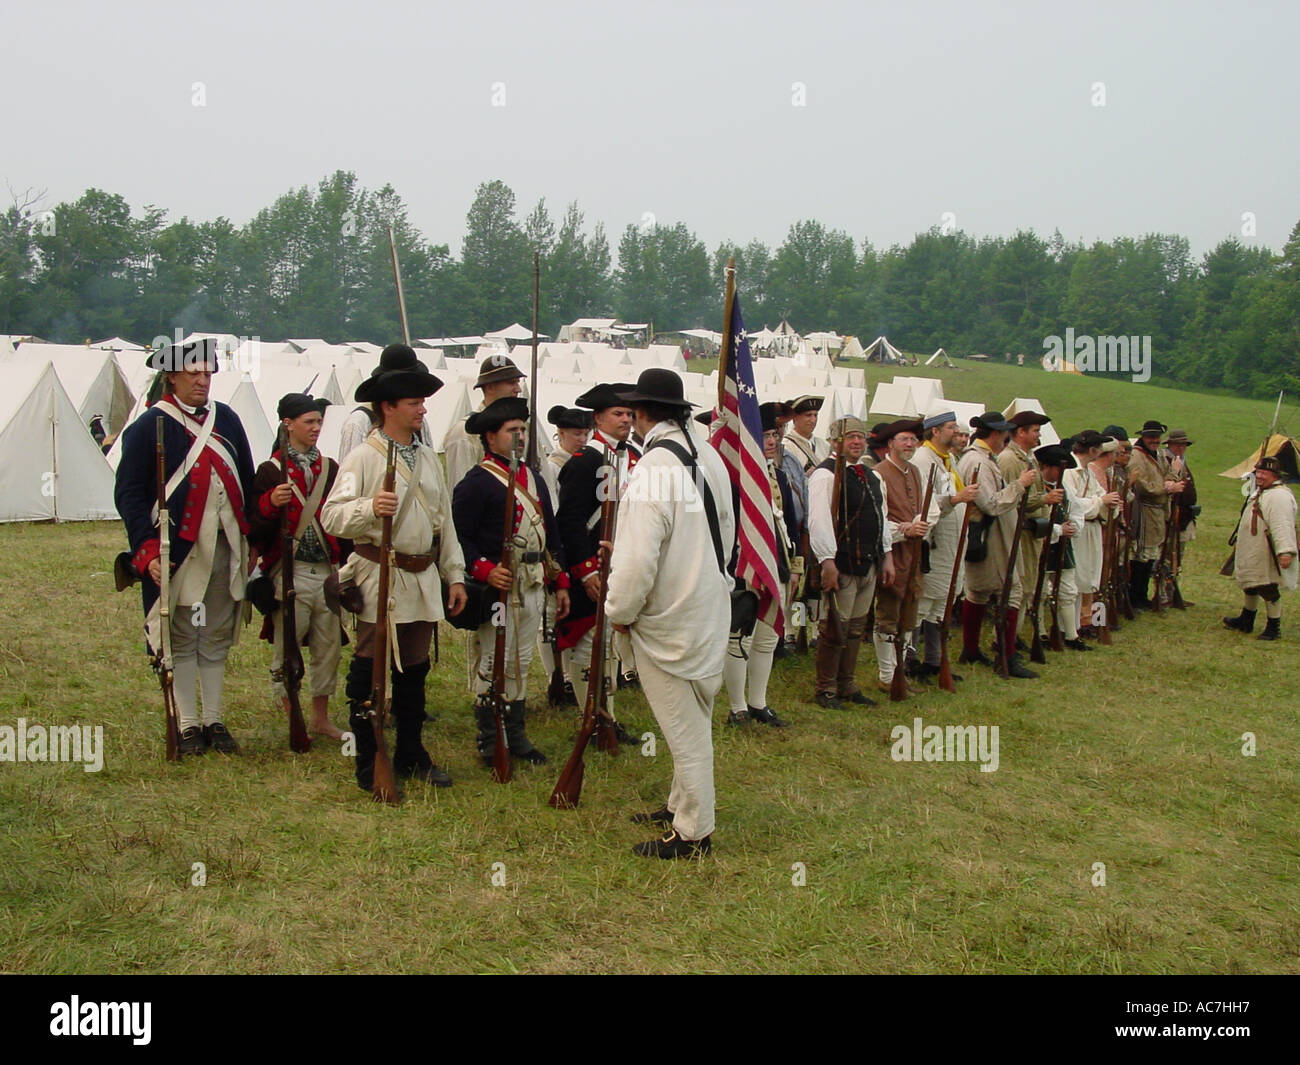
[115,341,1295,824]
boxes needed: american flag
[710,293,784,635]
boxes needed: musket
[1046,499,1067,653]
[366,441,402,804]
[1098,502,1115,644]
[1116,483,1136,621]
[819,440,848,648]
[891,465,935,702]
[549,454,619,808]
[994,487,1032,679]
[277,424,312,753]
[937,465,979,693]
[1026,491,1057,665]
[388,224,410,346]
[489,433,520,783]
[155,416,181,761]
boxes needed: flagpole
[718,256,736,414]
[528,250,540,472]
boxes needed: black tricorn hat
[149,337,220,373]
[575,382,634,412]
[548,405,592,430]
[1035,444,1077,470]
[693,410,715,427]
[789,395,824,414]
[466,396,529,436]
[355,343,443,402]
[620,368,695,409]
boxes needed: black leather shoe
[1007,654,1039,679]
[958,649,993,668]
[838,690,876,706]
[1063,638,1092,651]
[179,726,207,756]
[814,692,844,709]
[204,723,239,754]
[633,830,712,859]
[1015,638,1029,653]
[913,662,940,682]
[617,670,640,690]
[726,709,751,726]
[613,720,641,746]
[749,705,788,727]
[630,806,673,826]
[396,750,453,787]
[772,641,791,661]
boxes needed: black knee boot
[473,692,497,767]
[345,655,377,792]
[391,661,450,786]
[505,699,547,765]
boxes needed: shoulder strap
[647,438,727,576]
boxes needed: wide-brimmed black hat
[277,392,319,421]
[873,418,924,445]
[466,396,529,436]
[575,382,633,412]
[475,353,525,389]
[1139,420,1166,437]
[1035,444,1077,470]
[355,343,443,402]
[149,337,220,373]
[620,368,695,409]
[971,413,1015,433]
[548,405,592,430]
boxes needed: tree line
[1,171,1296,397]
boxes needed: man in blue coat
[114,339,257,755]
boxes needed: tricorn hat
[789,395,824,414]
[149,337,220,373]
[1255,454,1283,475]
[475,353,525,389]
[355,343,443,402]
[620,368,695,409]
[1009,411,1051,428]
[693,410,715,427]
[1035,444,1077,470]
[575,382,633,412]
[466,396,529,436]
[548,405,592,430]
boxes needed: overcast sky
[6,0,1297,260]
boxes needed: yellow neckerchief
[922,439,964,491]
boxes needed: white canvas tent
[0,362,118,522]
[863,336,906,364]
[868,381,921,419]
[924,347,956,368]
[5,343,135,434]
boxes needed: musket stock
[278,425,312,754]
[938,466,979,693]
[156,417,181,762]
[892,466,935,701]
[995,489,1032,679]
[367,441,402,804]
[490,435,520,783]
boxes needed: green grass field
[1,360,1296,974]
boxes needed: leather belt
[520,551,544,564]
[354,538,440,573]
